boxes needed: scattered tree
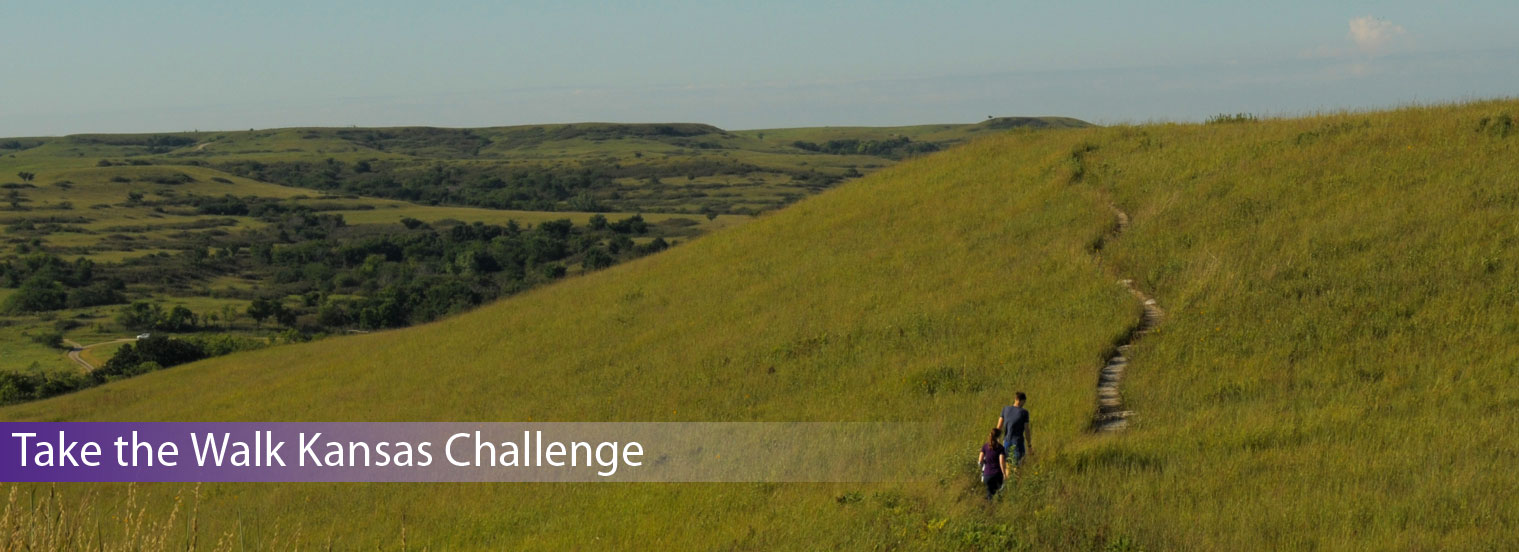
[582,247,614,270]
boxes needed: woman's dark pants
[984,473,1004,499]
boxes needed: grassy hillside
[5,101,1518,549]
[0,122,1132,549]
[0,118,1084,393]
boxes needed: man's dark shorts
[1004,436,1026,465]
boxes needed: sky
[2,0,1517,135]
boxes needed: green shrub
[29,330,64,349]
[581,247,614,270]
[0,278,67,313]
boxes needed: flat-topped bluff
[2,117,1092,159]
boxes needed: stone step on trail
[1091,203,1164,433]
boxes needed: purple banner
[2,422,921,483]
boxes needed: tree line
[0,254,125,314]
[211,157,812,213]
[791,136,940,159]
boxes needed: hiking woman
[978,427,1008,499]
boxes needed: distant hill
[2,117,1091,215]
[975,116,1091,130]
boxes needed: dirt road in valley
[62,338,137,371]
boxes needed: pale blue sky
[3,1,1516,135]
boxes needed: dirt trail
[63,338,137,371]
[1091,205,1164,432]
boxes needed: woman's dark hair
[987,427,1001,447]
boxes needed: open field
[75,340,124,367]
[0,322,78,373]
[5,101,1518,549]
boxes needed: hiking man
[997,392,1032,467]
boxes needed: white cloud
[1349,16,1406,55]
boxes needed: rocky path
[1091,205,1163,432]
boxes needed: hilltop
[4,101,1518,549]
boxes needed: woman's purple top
[981,442,1005,477]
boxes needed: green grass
[0,323,76,373]
[1068,100,1519,549]
[77,340,125,367]
[74,249,178,263]
[4,101,1518,549]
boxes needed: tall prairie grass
[3,99,1516,549]
[1,483,209,551]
